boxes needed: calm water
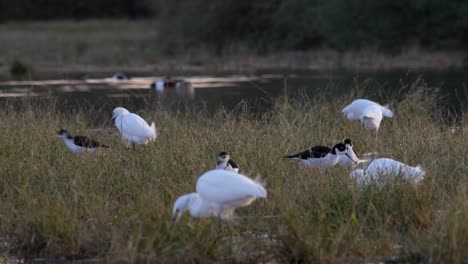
[0,70,466,123]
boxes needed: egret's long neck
[188,194,211,217]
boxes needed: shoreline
[0,20,466,76]
[1,49,466,76]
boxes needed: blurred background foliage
[1,0,467,53]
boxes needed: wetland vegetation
[0,83,466,262]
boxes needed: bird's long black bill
[345,153,358,164]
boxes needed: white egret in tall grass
[350,158,425,186]
[285,143,358,168]
[112,107,157,149]
[172,170,267,223]
[339,99,393,135]
[57,129,108,154]
[215,152,239,173]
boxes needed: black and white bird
[338,99,393,135]
[337,138,363,168]
[57,129,108,154]
[285,143,357,168]
[215,152,239,173]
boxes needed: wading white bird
[172,193,215,222]
[285,143,358,168]
[339,99,393,134]
[215,152,239,173]
[57,129,108,154]
[172,170,267,222]
[112,107,157,149]
[350,158,425,187]
[337,139,364,168]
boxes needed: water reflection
[153,78,194,99]
[0,71,466,124]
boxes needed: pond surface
[0,70,466,122]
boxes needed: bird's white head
[112,107,130,119]
[172,193,193,223]
[332,143,359,164]
[217,152,230,163]
[57,129,71,139]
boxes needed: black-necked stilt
[285,143,357,168]
[173,170,266,223]
[215,152,239,173]
[112,107,157,149]
[57,129,108,154]
[350,158,425,187]
[337,138,362,168]
[338,99,393,134]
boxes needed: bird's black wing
[285,149,311,159]
[228,159,239,169]
[310,146,332,158]
[74,136,108,148]
[285,145,330,159]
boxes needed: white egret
[215,152,239,173]
[172,193,215,222]
[350,158,425,186]
[112,107,157,149]
[172,170,266,223]
[339,99,393,134]
[57,129,108,154]
[285,143,358,168]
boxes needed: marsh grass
[0,83,466,262]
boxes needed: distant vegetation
[1,0,467,54]
[157,0,468,53]
[0,0,154,20]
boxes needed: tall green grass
[0,84,466,262]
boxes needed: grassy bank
[0,20,465,78]
[0,83,466,262]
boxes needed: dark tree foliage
[158,0,468,53]
[0,0,154,20]
[1,0,467,52]
[315,0,468,50]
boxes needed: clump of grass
[9,59,31,79]
[0,82,466,262]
